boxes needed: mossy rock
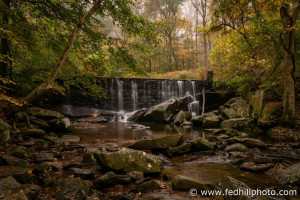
[165,142,192,156]
[0,120,11,145]
[191,137,214,151]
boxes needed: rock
[249,90,264,119]
[130,97,189,123]
[191,116,203,126]
[28,107,64,120]
[30,119,51,131]
[94,171,131,189]
[191,137,214,151]
[261,102,282,124]
[49,118,73,132]
[94,148,163,174]
[35,153,54,163]
[33,164,51,175]
[142,193,189,200]
[55,177,88,200]
[225,129,241,137]
[0,155,29,167]
[68,168,93,180]
[21,129,45,138]
[221,118,255,131]
[225,143,248,152]
[278,162,300,185]
[131,180,161,192]
[0,120,11,145]
[202,115,221,128]
[224,97,251,118]
[14,184,41,200]
[0,176,20,198]
[172,175,214,191]
[127,171,144,181]
[61,135,80,143]
[222,108,239,119]
[227,137,266,149]
[239,162,274,172]
[3,190,28,200]
[13,147,31,159]
[173,111,192,125]
[165,142,192,156]
[0,166,31,183]
[182,121,193,126]
[129,134,184,150]
[83,152,97,164]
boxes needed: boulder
[249,90,264,119]
[202,115,221,128]
[127,171,144,181]
[0,120,11,145]
[227,137,266,149]
[172,175,214,191]
[191,112,216,126]
[30,119,51,131]
[224,97,251,118]
[222,108,239,119]
[221,118,254,131]
[94,148,163,174]
[130,97,189,123]
[131,180,161,192]
[173,111,192,125]
[49,118,73,132]
[165,142,192,156]
[191,137,214,151]
[0,155,29,167]
[278,162,300,185]
[14,184,41,200]
[28,107,64,120]
[222,176,254,200]
[0,166,31,183]
[3,190,28,200]
[55,177,88,200]
[129,134,184,150]
[225,129,241,137]
[35,153,54,163]
[20,129,45,138]
[94,171,131,189]
[0,176,20,198]
[225,143,248,152]
[67,168,93,180]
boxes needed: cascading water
[188,81,200,117]
[177,81,183,97]
[116,78,123,111]
[131,80,138,111]
[202,87,205,115]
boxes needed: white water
[117,78,123,111]
[202,87,205,115]
[131,80,138,111]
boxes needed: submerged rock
[94,148,163,174]
[55,177,88,200]
[172,175,214,191]
[278,162,300,185]
[191,137,214,151]
[130,97,189,123]
[0,120,11,145]
[94,171,131,189]
[129,134,184,150]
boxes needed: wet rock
[128,124,150,130]
[3,190,28,200]
[127,171,144,181]
[182,121,193,126]
[142,192,189,200]
[55,177,88,200]
[28,107,64,120]
[83,152,97,164]
[12,147,31,160]
[222,176,254,200]
[35,153,54,163]
[157,156,173,166]
[191,137,214,151]
[172,175,214,191]
[33,164,51,175]
[225,143,248,152]
[227,137,266,149]
[49,118,73,132]
[173,111,192,125]
[0,176,20,198]
[94,148,163,174]
[0,166,31,183]
[202,115,221,128]
[0,120,11,145]
[67,168,93,180]
[221,118,255,131]
[225,128,241,137]
[221,108,239,119]
[165,142,192,156]
[191,115,203,126]
[61,135,80,143]
[0,155,29,167]
[278,162,300,185]
[94,171,131,189]
[14,184,41,200]
[131,180,161,192]
[129,134,184,150]
[30,119,51,131]
[21,128,45,138]
[239,162,274,172]
[131,97,189,123]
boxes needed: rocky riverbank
[0,97,299,199]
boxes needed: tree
[280,1,300,124]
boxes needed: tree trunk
[22,0,103,105]
[280,4,299,125]
[0,0,11,78]
[195,10,198,69]
[167,34,172,71]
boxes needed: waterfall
[202,87,205,115]
[131,80,138,111]
[116,78,123,111]
[177,81,183,97]
[188,80,200,117]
